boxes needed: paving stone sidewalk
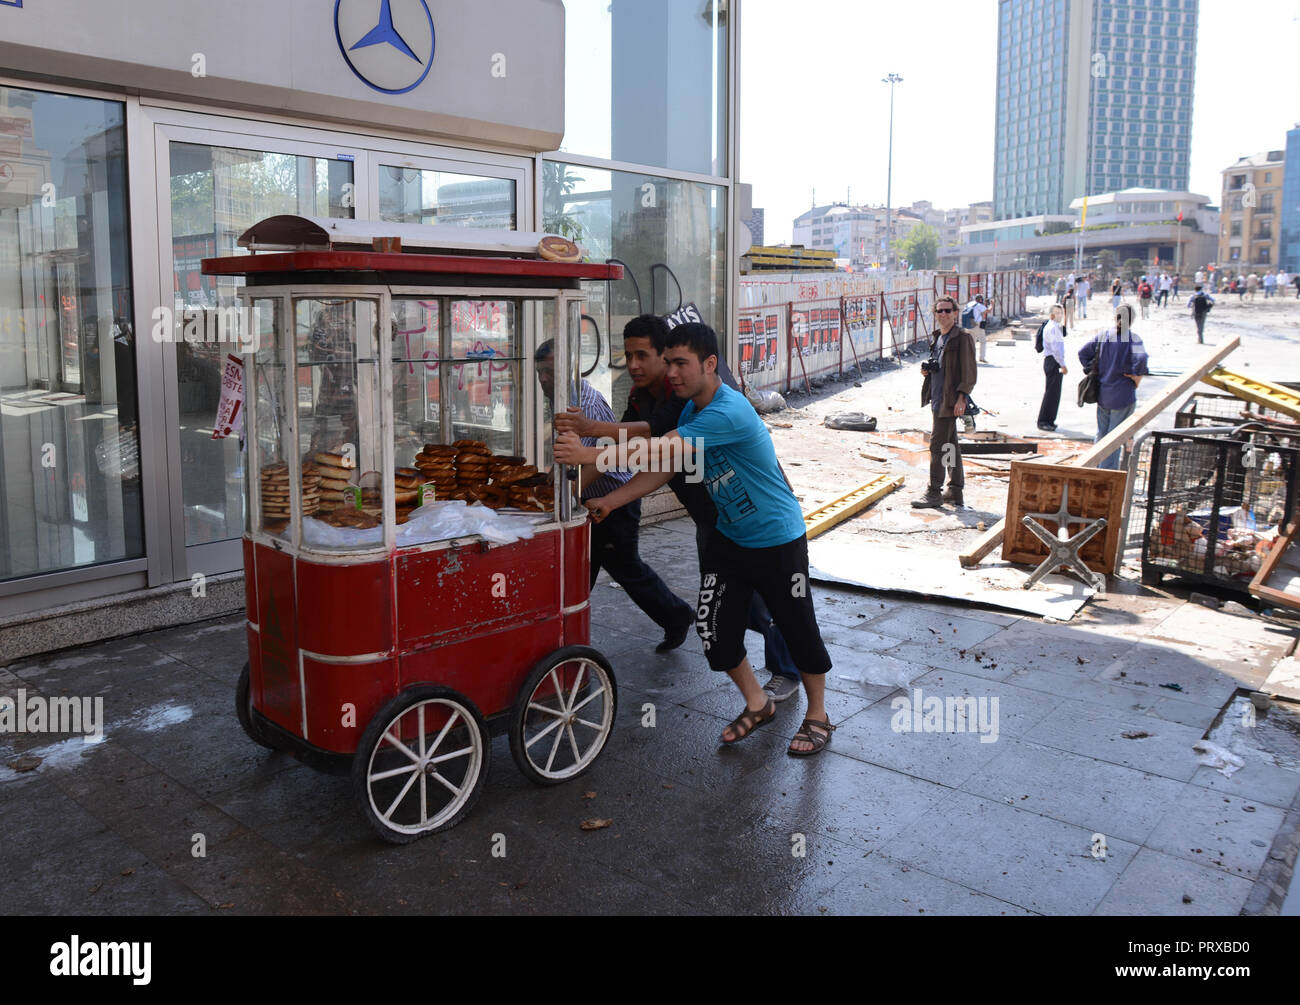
[2,517,1299,916]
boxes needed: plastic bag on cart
[396,501,541,547]
[302,518,384,549]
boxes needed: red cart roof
[202,249,622,282]
[200,214,623,283]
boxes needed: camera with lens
[920,357,937,375]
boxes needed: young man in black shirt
[555,315,803,703]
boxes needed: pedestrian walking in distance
[914,295,977,510]
[1078,304,1150,471]
[1061,284,1076,330]
[1137,276,1153,320]
[1110,276,1123,311]
[1188,285,1215,345]
[1037,304,1067,432]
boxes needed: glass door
[154,121,535,581]
[155,123,365,578]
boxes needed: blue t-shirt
[677,382,807,549]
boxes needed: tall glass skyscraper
[1281,125,1300,273]
[994,0,1198,221]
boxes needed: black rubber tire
[351,685,490,844]
[509,646,617,787]
[235,662,278,750]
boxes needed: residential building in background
[744,207,765,247]
[793,200,974,266]
[994,0,1197,221]
[1283,126,1300,273]
[1218,150,1286,271]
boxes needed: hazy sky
[740,0,1300,244]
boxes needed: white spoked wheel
[351,686,489,844]
[509,646,617,786]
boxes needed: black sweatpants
[591,502,692,631]
[695,531,832,676]
[1038,356,1062,427]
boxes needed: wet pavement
[3,516,1300,916]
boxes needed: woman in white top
[1037,304,1068,432]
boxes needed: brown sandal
[788,718,836,757]
[721,699,775,744]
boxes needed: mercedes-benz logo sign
[335,0,436,95]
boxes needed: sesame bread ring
[314,451,355,470]
[538,236,581,263]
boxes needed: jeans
[1095,401,1136,470]
[592,502,693,631]
[695,524,800,681]
[1194,314,1206,343]
[1038,357,1062,427]
[1077,294,1087,318]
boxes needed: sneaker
[912,489,944,509]
[942,487,964,507]
[1037,423,1057,432]
[655,618,691,654]
[762,673,800,703]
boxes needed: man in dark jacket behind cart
[556,314,803,703]
[535,340,694,652]
[913,294,977,509]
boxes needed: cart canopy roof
[204,216,622,285]
[238,216,560,258]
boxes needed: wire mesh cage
[1141,429,1299,591]
[1175,390,1295,429]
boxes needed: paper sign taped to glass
[212,354,245,440]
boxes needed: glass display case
[246,287,579,556]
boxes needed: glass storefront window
[0,86,142,582]
[543,161,726,416]
[168,143,354,548]
[378,166,516,229]
[562,0,729,177]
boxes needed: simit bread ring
[538,236,581,263]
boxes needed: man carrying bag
[914,295,977,509]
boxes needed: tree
[1122,257,1146,283]
[897,223,939,270]
[1095,249,1117,280]
[542,161,587,243]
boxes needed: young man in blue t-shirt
[555,323,835,756]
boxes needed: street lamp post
[882,73,902,271]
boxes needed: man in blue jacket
[1077,303,1150,470]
